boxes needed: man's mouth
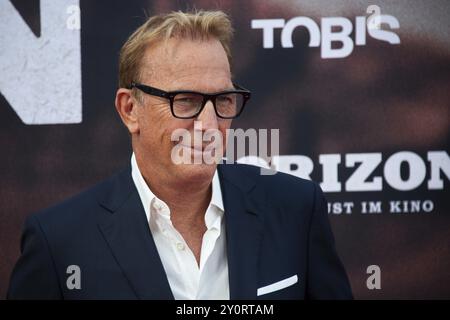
[178,142,206,152]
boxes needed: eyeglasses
[128,82,251,119]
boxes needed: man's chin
[171,161,218,184]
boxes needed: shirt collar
[131,153,224,225]
[131,153,155,223]
[211,168,224,212]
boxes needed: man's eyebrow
[168,86,237,93]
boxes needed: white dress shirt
[131,154,230,300]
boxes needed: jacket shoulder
[220,163,319,208]
[222,163,317,192]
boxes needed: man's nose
[196,100,219,130]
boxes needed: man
[8,10,352,299]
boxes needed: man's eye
[175,97,194,103]
[174,95,202,105]
[217,95,234,104]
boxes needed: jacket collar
[218,164,266,299]
[97,167,174,300]
[97,164,265,300]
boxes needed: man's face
[132,38,233,184]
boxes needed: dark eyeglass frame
[127,82,251,119]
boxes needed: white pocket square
[257,274,298,296]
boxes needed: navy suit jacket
[7,164,352,299]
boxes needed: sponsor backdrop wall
[1,0,449,299]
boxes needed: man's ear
[115,88,140,134]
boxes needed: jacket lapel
[96,164,265,300]
[97,167,174,300]
[219,164,265,299]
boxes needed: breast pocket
[257,274,300,298]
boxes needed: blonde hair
[118,10,234,89]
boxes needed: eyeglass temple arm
[128,82,170,98]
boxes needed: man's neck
[135,156,215,264]
[149,176,212,222]
[136,158,214,222]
